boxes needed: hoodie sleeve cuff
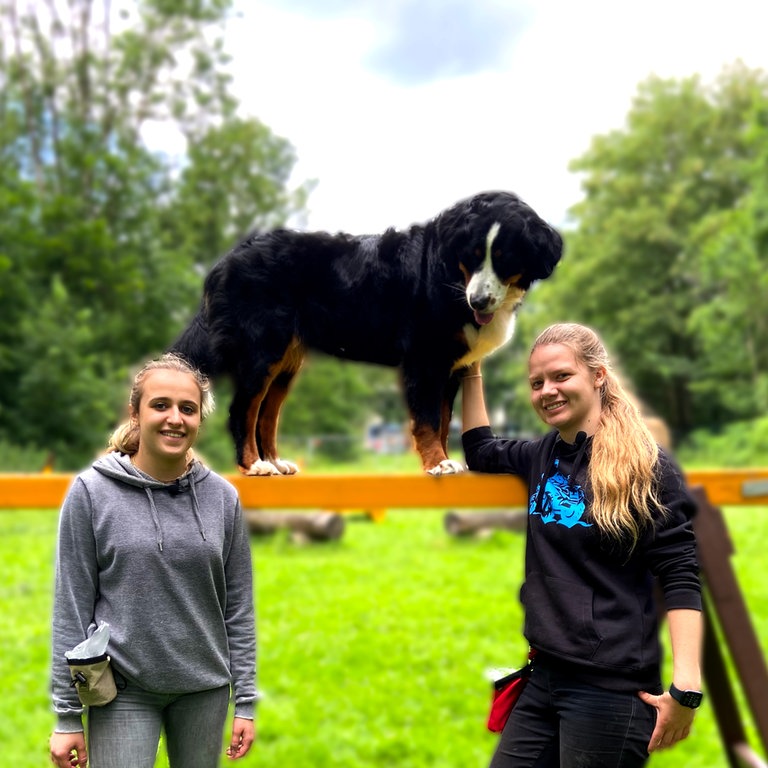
[55,713,85,733]
[234,701,256,720]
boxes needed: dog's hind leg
[229,335,304,476]
[256,345,305,475]
[231,384,280,476]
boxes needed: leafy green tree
[524,62,768,438]
[13,275,121,458]
[685,82,768,420]
[169,118,313,268]
[0,0,308,468]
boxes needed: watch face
[680,690,703,708]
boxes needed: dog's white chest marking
[455,310,518,369]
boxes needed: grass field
[2,498,766,767]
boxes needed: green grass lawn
[2,503,766,767]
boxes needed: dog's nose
[469,292,492,311]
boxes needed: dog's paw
[427,459,466,476]
[273,458,300,475]
[245,460,282,476]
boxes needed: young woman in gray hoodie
[50,354,258,768]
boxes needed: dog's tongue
[474,311,494,326]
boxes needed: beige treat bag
[65,622,117,707]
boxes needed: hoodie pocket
[521,575,602,661]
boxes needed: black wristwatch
[669,683,704,709]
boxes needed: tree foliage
[515,62,768,440]
[3,28,766,468]
[0,0,310,467]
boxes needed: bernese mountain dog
[171,190,563,475]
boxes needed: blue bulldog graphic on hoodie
[530,457,592,529]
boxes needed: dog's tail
[168,308,218,376]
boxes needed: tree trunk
[443,510,526,537]
[245,510,345,542]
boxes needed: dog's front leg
[403,367,465,476]
[429,372,464,476]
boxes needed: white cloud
[225,0,768,234]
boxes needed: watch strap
[669,683,704,708]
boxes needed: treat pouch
[67,653,117,706]
[65,622,117,707]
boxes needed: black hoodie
[463,426,701,693]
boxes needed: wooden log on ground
[245,510,345,541]
[444,510,526,537]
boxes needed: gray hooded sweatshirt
[50,452,257,732]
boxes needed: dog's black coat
[171,191,563,474]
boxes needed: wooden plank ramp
[1,469,767,510]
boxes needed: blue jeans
[490,661,657,768]
[87,678,230,768]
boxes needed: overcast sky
[223,0,768,234]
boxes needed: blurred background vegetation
[2,6,766,767]
[1,0,767,472]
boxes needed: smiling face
[130,369,203,481]
[528,343,606,443]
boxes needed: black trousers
[490,662,656,768]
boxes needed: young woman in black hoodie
[462,323,702,768]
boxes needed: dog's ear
[520,216,563,282]
[434,200,477,257]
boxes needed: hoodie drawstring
[533,439,559,514]
[189,479,207,542]
[567,431,589,489]
[143,476,207,552]
[143,487,165,552]
[94,454,210,551]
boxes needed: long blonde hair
[107,353,215,456]
[531,323,662,546]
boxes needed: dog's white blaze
[465,221,506,311]
[486,221,501,256]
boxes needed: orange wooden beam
[0,469,767,510]
[0,472,528,510]
[0,474,74,509]
[231,473,529,509]
[684,470,768,507]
